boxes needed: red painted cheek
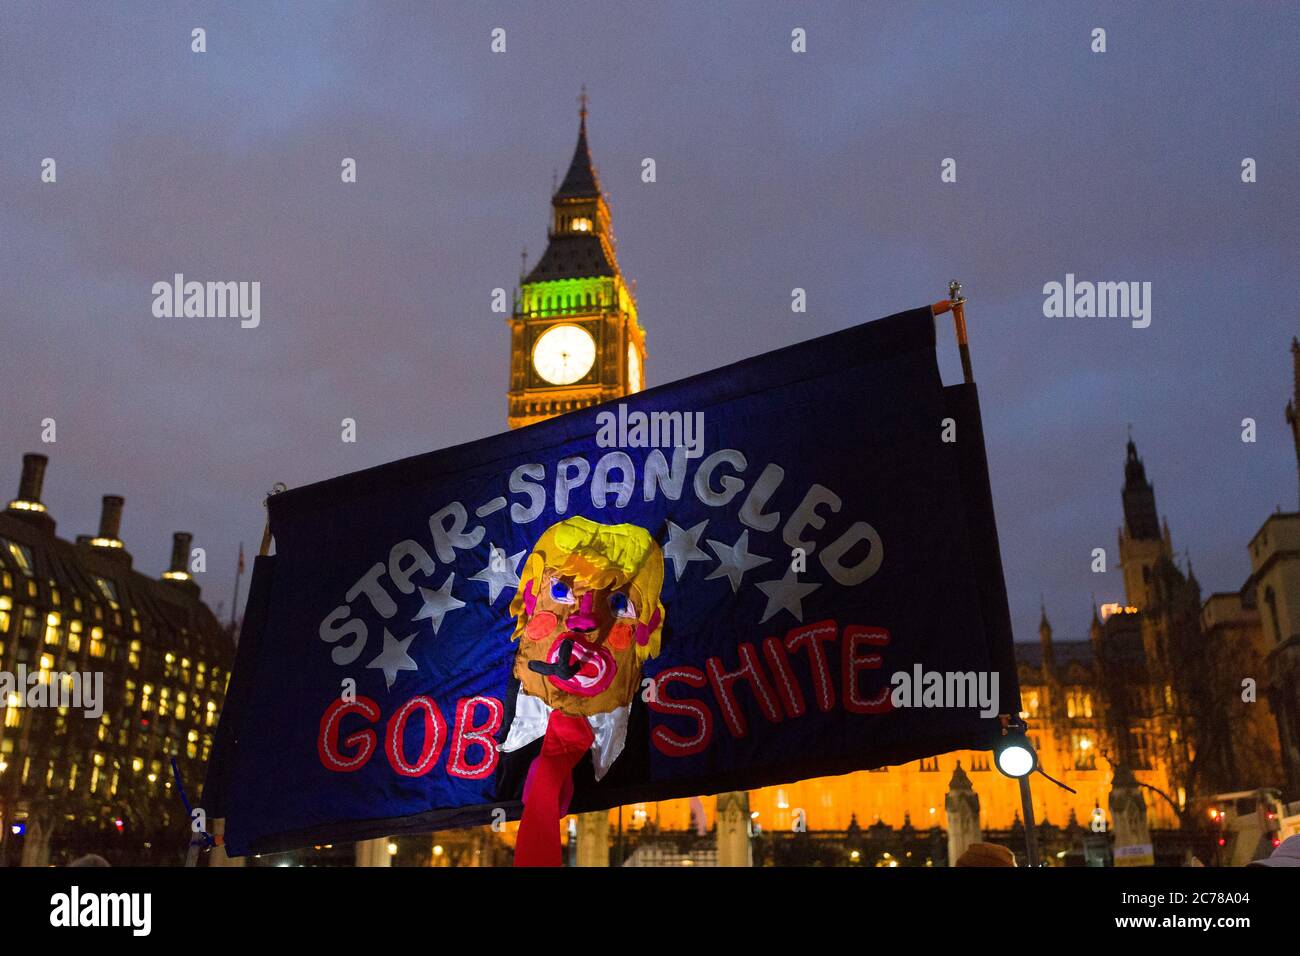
[607,621,635,651]
[634,609,662,648]
[525,612,559,642]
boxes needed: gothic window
[919,756,939,772]
[1071,732,1096,770]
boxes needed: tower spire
[555,89,601,201]
[1038,600,1055,680]
[1122,435,1160,541]
[508,96,643,430]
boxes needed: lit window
[1071,732,1096,770]
[1,539,34,576]
[44,611,61,646]
[89,626,105,658]
[93,577,119,608]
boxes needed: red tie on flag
[513,710,594,867]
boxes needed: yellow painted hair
[508,516,666,661]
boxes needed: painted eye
[609,592,636,619]
[549,579,576,604]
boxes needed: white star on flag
[470,544,525,603]
[412,573,466,634]
[366,628,419,690]
[755,568,821,623]
[663,519,711,581]
[705,529,771,593]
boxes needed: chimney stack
[17,453,47,503]
[98,495,124,541]
[6,453,55,533]
[163,532,200,596]
[169,532,192,574]
[78,493,131,566]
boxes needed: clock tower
[508,93,645,430]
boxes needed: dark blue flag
[205,305,1020,855]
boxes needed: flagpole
[930,279,973,385]
[933,282,1039,865]
[259,483,287,557]
[192,485,285,869]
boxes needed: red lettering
[448,696,504,779]
[786,619,837,712]
[762,635,806,718]
[706,642,780,738]
[843,625,891,714]
[318,695,380,772]
[385,695,447,777]
[649,667,713,756]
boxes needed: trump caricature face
[508,517,664,718]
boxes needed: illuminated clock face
[533,324,596,385]
[627,342,642,393]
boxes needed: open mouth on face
[546,631,616,697]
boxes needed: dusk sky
[2,2,1297,640]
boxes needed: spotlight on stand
[994,716,1042,866]
[995,721,1037,778]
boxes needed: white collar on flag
[499,686,629,782]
